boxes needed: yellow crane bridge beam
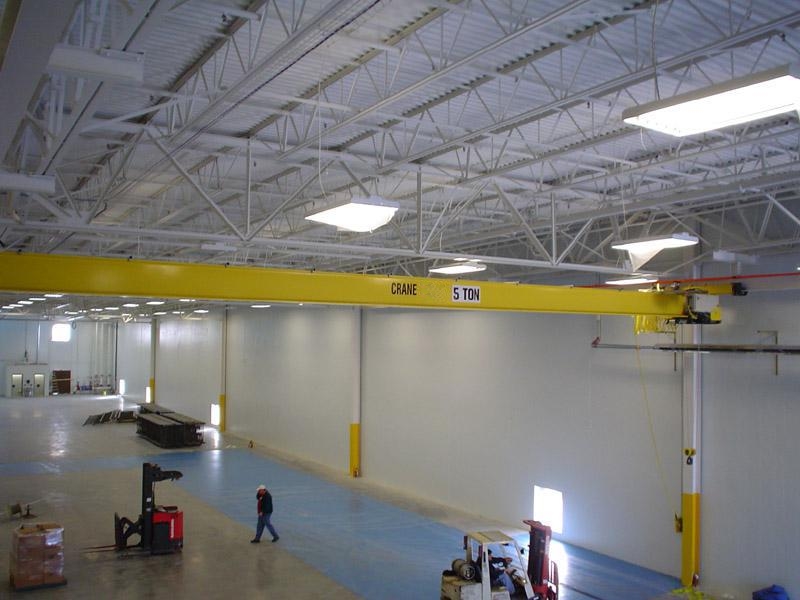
[0,253,688,317]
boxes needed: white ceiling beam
[0,171,56,194]
[281,0,594,160]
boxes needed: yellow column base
[218,393,226,432]
[681,492,701,586]
[349,423,361,477]
[148,378,155,403]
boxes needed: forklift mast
[523,519,558,599]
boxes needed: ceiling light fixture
[44,293,64,298]
[122,303,140,308]
[429,260,487,275]
[605,276,658,286]
[622,64,800,137]
[712,250,758,265]
[612,233,698,253]
[200,242,238,252]
[612,233,698,271]
[146,301,165,306]
[48,44,145,84]
[194,309,209,314]
[29,297,46,302]
[251,304,271,308]
[17,300,33,305]
[305,195,399,232]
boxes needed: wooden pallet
[10,573,68,591]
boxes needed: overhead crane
[0,252,739,321]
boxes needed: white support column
[148,318,158,404]
[219,308,228,432]
[681,321,702,586]
[349,307,362,477]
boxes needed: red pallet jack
[524,519,559,600]
[114,462,184,554]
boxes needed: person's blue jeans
[498,571,515,595]
[255,512,278,541]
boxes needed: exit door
[11,373,22,397]
[34,373,45,396]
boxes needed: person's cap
[257,484,266,491]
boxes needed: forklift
[441,520,558,600]
[114,462,184,554]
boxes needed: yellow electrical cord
[635,343,677,519]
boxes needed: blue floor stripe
[2,448,681,599]
[165,449,463,599]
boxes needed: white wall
[117,322,151,403]
[0,321,39,393]
[360,309,682,576]
[0,320,121,394]
[155,316,222,423]
[226,305,357,472]
[699,289,800,597]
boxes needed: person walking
[251,484,279,543]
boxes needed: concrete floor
[0,395,364,599]
[1,395,680,599]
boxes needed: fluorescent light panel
[429,260,487,275]
[305,196,399,232]
[612,233,698,253]
[623,64,800,136]
[606,276,658,286]
[200,242,238,252]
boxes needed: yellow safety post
[218,394,227,433]
[349,423,361,477]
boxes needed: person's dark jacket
[256,490,273,515]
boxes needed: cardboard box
[9,555,45,588]
[44,558,67,585]
[12,523,64,553]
